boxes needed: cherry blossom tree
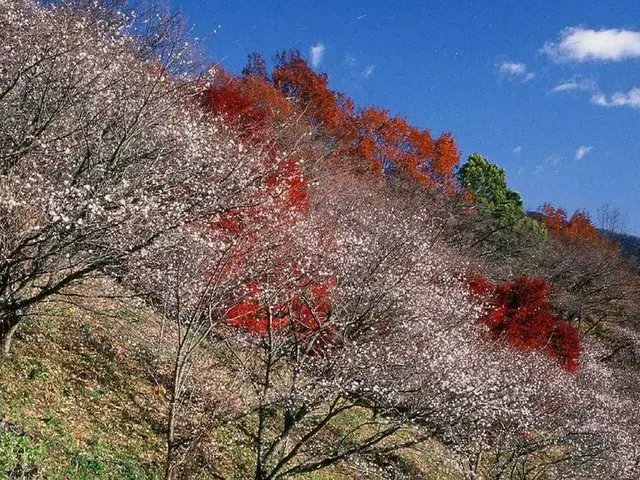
[0,0,260,356]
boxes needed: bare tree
[534,235,640,331]
[597,203,629,234]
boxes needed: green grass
[0,292,165,478]
[0,428,45,479]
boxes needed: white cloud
[590,88,640,109]
[497,61,535,82]
[575,145,593,160]
[310,43,325,68]
[499,62,527,75]
[543,27,640,62]
[552,76,597,93]
[362,65,375,78]
[512,146,522,155]
[590,92,608,106]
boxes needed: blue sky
[173,0,640,235]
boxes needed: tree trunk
[165,397,176,480]
[1,311,21,359]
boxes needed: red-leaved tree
[468,274,582,372]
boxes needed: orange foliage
[353,107,459,191]
[269,50,460,191]
[540,203,567,234]
[540,203,616,250]
[565,210,600,243]
[242,75,295,125]
[433,133,460,192]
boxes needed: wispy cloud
[362,65,375,78]
[343,55,375,85]
[497,61,535,82]
[575,146,593,160]
[512,146,522,155]
[310,43,325,68]
[590,88,640,109]
[534,154,561,174]
[552,76,597,93]
[543,27,640,62]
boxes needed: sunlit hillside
[1,1,639,479]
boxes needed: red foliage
[272,50,354,137]
[202,52,464,348]
[264,155,309,215]
[224,279,334,346]
[211,210,244,236]
[540,203,616,251]
[202,65,298,146]
[201,71,269,142]
[202,72,321,339]
[468,273,582,372]
[202,71,311,225]
[271,50,460,190]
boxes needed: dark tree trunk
[1,311,21,359]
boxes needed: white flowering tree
[131,163,640,479]
[136,172,573,478]
[0,0,261,356]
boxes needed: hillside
[529,210,640,270]
[603,231,640,270]
[0,277,458,479]
[1,1,640,479]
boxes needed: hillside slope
[0,277,458,480]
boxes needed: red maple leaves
[206,51,461,190]
[469,274,582,372]
[201,51,586,373]
[225,280,332,337]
